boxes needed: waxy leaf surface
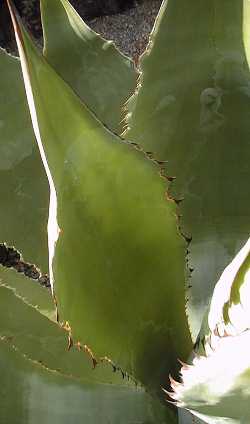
[0,47,53,317]
[41,0,137,133]
[125,0,250,339]
[171,238,250,424]
[8,4,192,419]
[0,339,170,424]
[0,284,133,385]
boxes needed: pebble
[3,1,162,63]
[87,0,162,63]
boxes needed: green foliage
[41,0,137,132]
[0,338,169,424]
[7,5,192,422]
[171,238,250,424]
[125,0,250,340]
[1,0,250,423]
[0,47,52,317]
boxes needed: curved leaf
[0,48,48,269]
[0,268,55,320]
[124,0,250,339]
[7,2,192,416]
[0,339,170,424]
[0,47,53,317]
[1,267,176,422]
[0,283,129,385]
[170,238,250,424]
[41,0,137,133]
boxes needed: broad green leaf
[0,284,129,386]
[0,47,53,317]
[41,0,137,133]
[0,268,55,320]
[0,48,48,269]
[8,2,192,417]
[125,0,250,340]
[1,275,174,422]
[0,339,171,424]
[170,238,250,424]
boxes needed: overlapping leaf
[0,44,123,394]
[0,283,133,385]
[0,284,175,422]
[125,0,250,339]
[0,338,170,424]
[170,238,250,424]
[0,47,54,317]
[7,2,192,418]
[41,0,137,133]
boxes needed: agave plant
[1,0,250,422]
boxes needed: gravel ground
[0,0,162,63]
[87,0,162,63]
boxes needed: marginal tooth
[169,374,182,389]
[217,322,226,337]
[178,359,191,370]
[210,331,220,351]
[167,399,178,406]
[213,325,219,337]
[174,198,184,205]
[162,388,178,402]
[223,328,231,337]
[76,341,82,351]
[67,335,73,351]
[205,338,214,356]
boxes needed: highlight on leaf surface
[0,283,137,386]
[41,0,137,133]
[0,45,52,317]
[6,1,192,421]
[169,238,250,424]
[124,0,250,342]
[0,337,170,424]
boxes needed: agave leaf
[0,48,48,269]
[0,340,170,424]
[41,0,137,133]
[0,268,55,320]
[0,284,130,385]
[7,1,192,415]
[124,0,250,340]
[170,238,250,424]
[0,47,54,317]
[1,268,175,422]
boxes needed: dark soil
[0,0,161,61]
[0,0,139,50]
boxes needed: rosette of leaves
[2,0,250,422]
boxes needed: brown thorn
[184,235,192,243]
[156,160,168,166]
[162,388,177,403]
[76,341,82,351]
[174,198,184,205]
[169,374,181,389]
[178,359,191,369]
[83,344,97,369]
[166,176,176,182]
[67,335,73,351]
